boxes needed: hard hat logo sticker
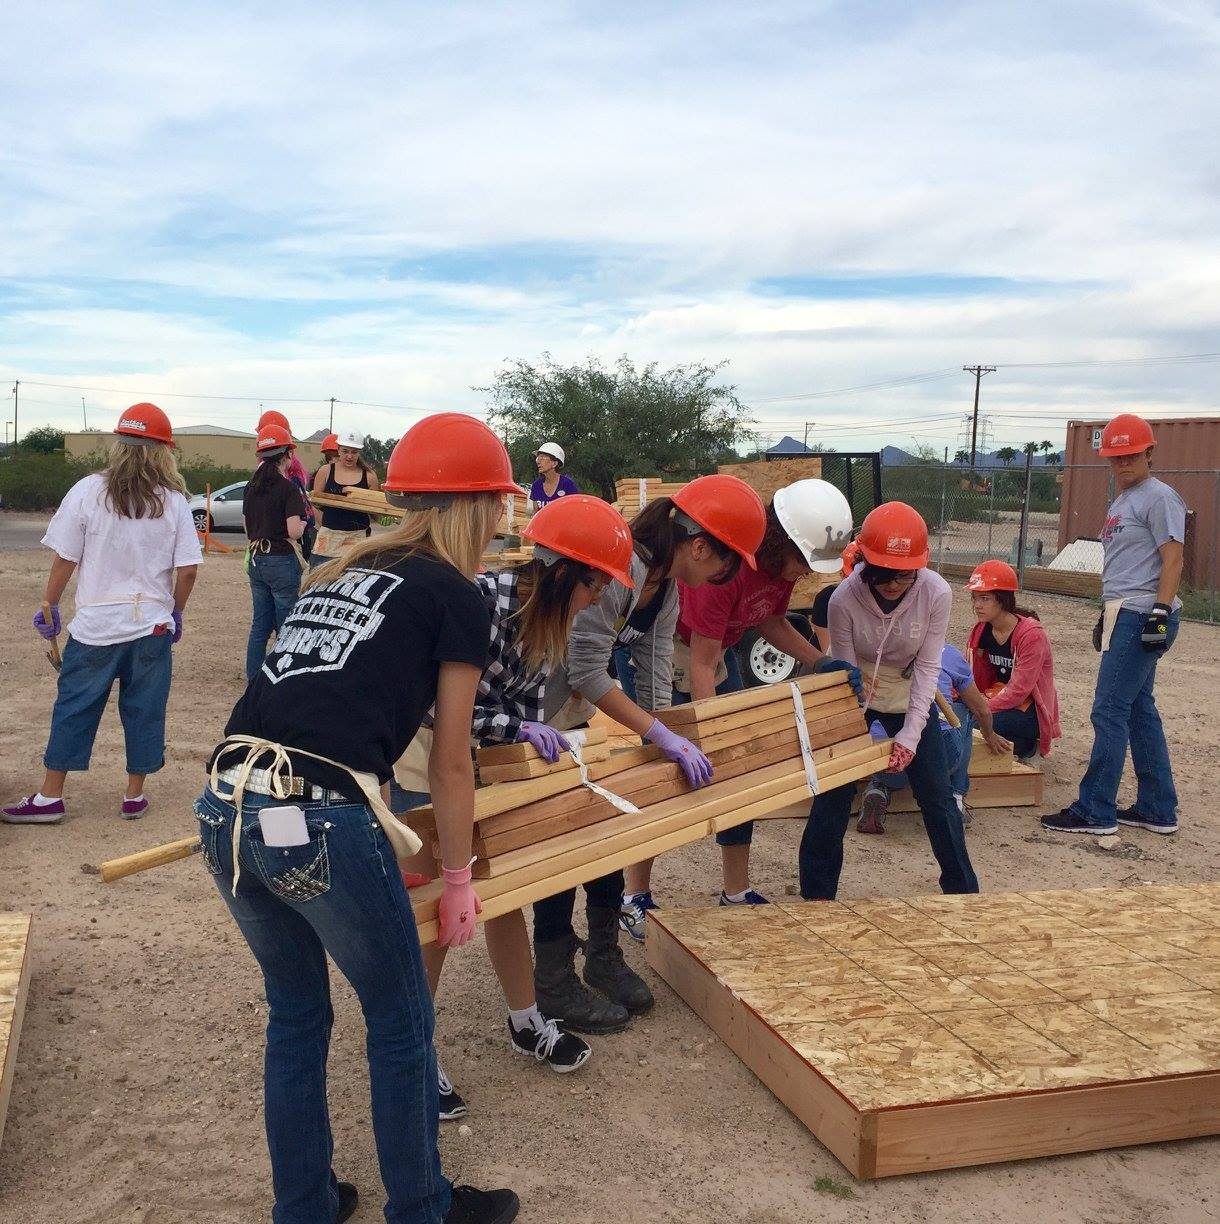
[886,536,912,555]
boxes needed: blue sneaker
[719,889,770,906]
[1116,806,1178,835]
[619,891,659,943]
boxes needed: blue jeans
[44,633,172,774]
[878,699,974,797]
[670,649,751,847]
[992,705,1039,760]
[247,552,301,682]
[1071,608,1180,827]
[195,785,451,1223]
[799,705,978,899]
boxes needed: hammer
[41,601,62,672]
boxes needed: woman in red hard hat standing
[242,424,310,681]
[3,404,201,826]
[391,495,636,1117]
[798,501,978,899]
[965,561,1060,762]
[200,413,521,1224]
[1042,413,1185,836]
[531,474,768,1032]
[257,409,317,558]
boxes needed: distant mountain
[954,450,1060,469]
[880,445,919,466]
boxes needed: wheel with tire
[192,509,211,532]
[736,616,815,687]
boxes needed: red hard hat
[320,432,339,453]
[840,539,863,577]
[114,402,174,446]
[383,413,526,495]
[966,559,1019,593]
[669,475,767,570]
[523,494,636,589]
[255,424,295,455]
[257,409,292,435]
[1098,413,1155,457]
[857,501,929,570]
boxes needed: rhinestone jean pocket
[195,801,227,877]
[246,828,332,903]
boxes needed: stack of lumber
[611,477,688,521]
[476,726,611,782]
[935,560,1100,600]
[311,488,532,538]
[408,672,889,942]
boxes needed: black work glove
[1091,614,1103,653]
[1140,603,1171,653]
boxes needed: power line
[20,379,326,403]
[753,368,960,403]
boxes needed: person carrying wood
[619,479,859,932]
[197,413,523,1224]
[241,423,310,682]
[309,429,381,570]
[532,474,768,1027]
[3,403,200,826]
[798,501,979,899]
[391,494,637,1119]
[965,560,1060,763]
[1042,413,1185,836]
[529,441,578,509]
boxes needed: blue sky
[2,1,1218,452]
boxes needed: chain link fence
[882,464,1220,623]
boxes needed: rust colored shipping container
[1058,417,1220,590]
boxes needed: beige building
[64,425,324,472]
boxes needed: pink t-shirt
[677,566,796,649]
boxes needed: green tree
[484,354,756,501]
[17,426,66,455]
[995,446,1019,466]
[954,449,970,464]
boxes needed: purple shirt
[530,473,578,506]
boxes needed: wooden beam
[475,725,608,767]
[0,913,32,1156]
[655,670,850,727]
[476,741,610,784]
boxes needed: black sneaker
[1040,808,1118,836]
[1117,806,1178,835]
[445,1184,520,1224]
[437,1062,468,1121]
[508,1015,592,1073]
[337,1182,359,1223]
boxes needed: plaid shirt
[470,569,545,746]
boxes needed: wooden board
[475,725,608,767]
[646,883,1220,1178]
[0,913,32,1155]
[476,741,609,783]
[656,671,851,728]
[716,456,823,502]
[934,560,1101,600]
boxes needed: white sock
[33,792,62,806]
[125,794,145,804]
[510,1004,545,1034]
[723,888,751,904]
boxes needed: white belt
[214,765,347,802]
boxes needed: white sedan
[187,481,247,532]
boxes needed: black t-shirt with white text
[243,472,309,554]
[978,622,1014,683]
[219,553,490,796]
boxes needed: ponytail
[995,589,1040,621]
[628,497,738,584]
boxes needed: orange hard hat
[383,412,526,495]
[856,501,929,570]
[114,402,174,446]
[255,424,295,456]
[523,494,635,589]
[257,409,292,435]
[669,475,766,570]
[320,432,339,453]
[966,559,1019,593]
[840,539,863,577]
[1098,413,1155,457]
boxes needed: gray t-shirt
[1101,476,1186,612]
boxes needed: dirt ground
[1,510,1218,1224]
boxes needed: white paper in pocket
[258,805,310,847]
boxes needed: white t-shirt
[42,473,203,646]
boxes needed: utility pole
[963,365,995,465]
[82,397,88,430]
[329,397,336,431]
[11,380,17,447]
[803,421,815,449]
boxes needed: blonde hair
[305,491,503,587]
[508,558,586,675]
[104,439,188,519]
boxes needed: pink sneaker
[2,796,66,825]
[121,797,150,820]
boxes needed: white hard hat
[772,479,854,573]
[336,430,365,449]
[535,442,565,465]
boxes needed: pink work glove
[516,721,570,764]
[887,743,915,773]
[438,858,482,948]
[644,719,714,788]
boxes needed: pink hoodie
[827,569,952,755]
[967,616,1061,756]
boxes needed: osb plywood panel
[647,885,1220,1176]
[0,912,33,1153]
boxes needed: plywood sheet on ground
[646,884,1220,1177]
[0,912,33,1155]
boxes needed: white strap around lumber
[569,739,640,815]
[789,681,820,795]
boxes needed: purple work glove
[644,719,714,788]
[33,604,61,641]
[171,609,184,644]
[516,721,570,764]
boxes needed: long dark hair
[995,589,1040,621]
[628,497,738,585]
[754,504,803,580]
[248,453,288,498]
[509,557,589,673]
